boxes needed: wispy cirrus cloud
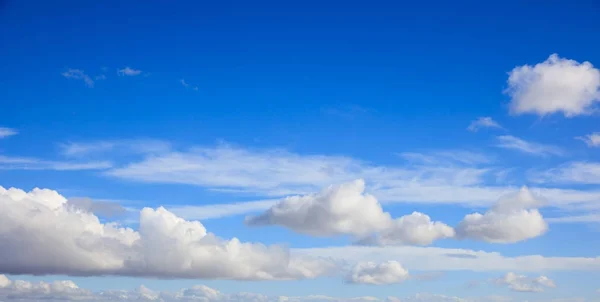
[495,135,563,156]
[576,132,600,147]
[61,68,97,87]
[117,66,142,76]
[467,117,503,132]
[0,155,111,171]
[181,79,199,91]
[0,127,17,139]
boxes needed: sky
[1,0,600,301]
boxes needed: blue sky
[1,1,600,301]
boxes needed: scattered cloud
[0,275,516,302]
[61,68,95,87]
[467,117,503,132]
[246,180,454,245]
[576,132,600,147]
[496,135,563,156]
[506,53,600,117]
[0,127,17,139]
[118,66,142,76]
[456,187,548,243]
[0,186,337,280]
[346,261,410,285]
[494,272,556,292]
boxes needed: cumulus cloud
[246,180,454,245]
[61,68,96,87]
[456,187,548,243]
[496,135,563,156]
[0,186,336,280]
[118,66,142,76]
[346,261,409,285]
[506,54,600,117]
[467,117,503,132]
[494,272,556,293]
[576,132,600,147]
[0,127,17,138]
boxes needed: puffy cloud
[61,68,96,87]
[246,180,454,245]
[576,132,600,147]
[118,66,142,76]
[0,127,17,138]
[495,135,563,156]
[0,275,93,301]
[0,186,336,280]
[467,117,503,132]
[456,187,548,243]
[494,272,556,292]
[506,54,600,117]
[346,261,409,285]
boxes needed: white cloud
[0,127,17,139]
[0,155,112,171]
[547,213,600,224]
[0,186,337,280]
[496,135,563,156]
[531,162,600,185]
[118,66,142,76]
[494,272,556,292]
[61,68,95,87]
[467,117,503,132]
[296,245,600,272]
[576,132,600,147]
[181,79,199,91]
[506,53,600,117]
[169,199,278,220]
[246,180,454,245]
[107,144,490,197]
[60,139,171,157]
[456,187,548,243]
[346,261,409,285]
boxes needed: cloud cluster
[0,274,512,302]
[494,272,556,292]
[246,180,454,245]
[456,187,548,243]
[0,186,336,280]
[346,261,409,285]
[506,54,600,117]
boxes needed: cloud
[61,68,95,87]
[0,155,112,171]
[0,275,516,302]
[66,197,127,217]
[107,144,490,197]
[0,186,337,280]
[169,199,278,220]
[456,187,548,243]
[346,261,410,285]
[506,53,600,117]
[467,117,503,132]
[118,66,142,76]
[60,139,171,157]
[0,127,17,139]
[246,180,454,245]
[531,162,600,185]
[494,272,556,292]
[547,213,600,224]
[181,79,199,91]
[576,132,600,147]
[296,245,600,272]
[496,135,563,156]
